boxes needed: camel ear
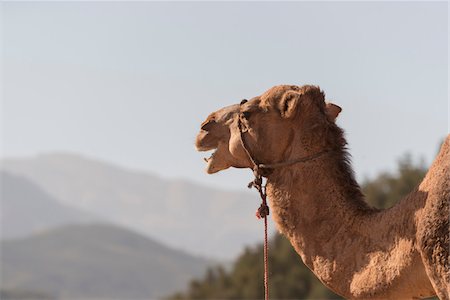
[279,91,302,118]
[325,103,342,122]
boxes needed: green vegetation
[363,154,426,209]
[170,154,427,300]
[171,234,343,300]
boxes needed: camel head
[195,85,343,174]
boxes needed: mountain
[1,153,263,259]
[0,171,96,239]
[1,223,211,299]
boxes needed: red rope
[263,214,269,300]
[255,184,270,300]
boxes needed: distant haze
[1,153,266,259]
[1,171,96,239]
[2,2,448,190]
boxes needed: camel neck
[266,151,373,235]
[265,152,379,295]
[264,147,434,298]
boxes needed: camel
[195,85,450,299]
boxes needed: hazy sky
[2,1,448,190]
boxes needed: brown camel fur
[195,85,450,299]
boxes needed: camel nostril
[201,121,214,131]
[240,99,248,105]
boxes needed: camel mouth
[196,104,240,174]
[202,149,216,164]
[196,143,221,173]
[202,148,222,174]
[195,132,222,173]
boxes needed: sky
[1,1,448,190]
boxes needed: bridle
[237,98,330,300]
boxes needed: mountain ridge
[1,223,211,299]
[1,171,97,239]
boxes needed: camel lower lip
[203,150,216,163]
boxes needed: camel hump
[418,134,450,203]
[442,134,450,154]
[416,134,450,299]
[430,134,449,170]
[439,134,450,148]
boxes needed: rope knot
[248,168,263,189]
[256,203,270,219]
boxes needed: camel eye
[242,111,251,119]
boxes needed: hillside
[0,171,96,239]
[1,153,263,259]
[1,223,211,299]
